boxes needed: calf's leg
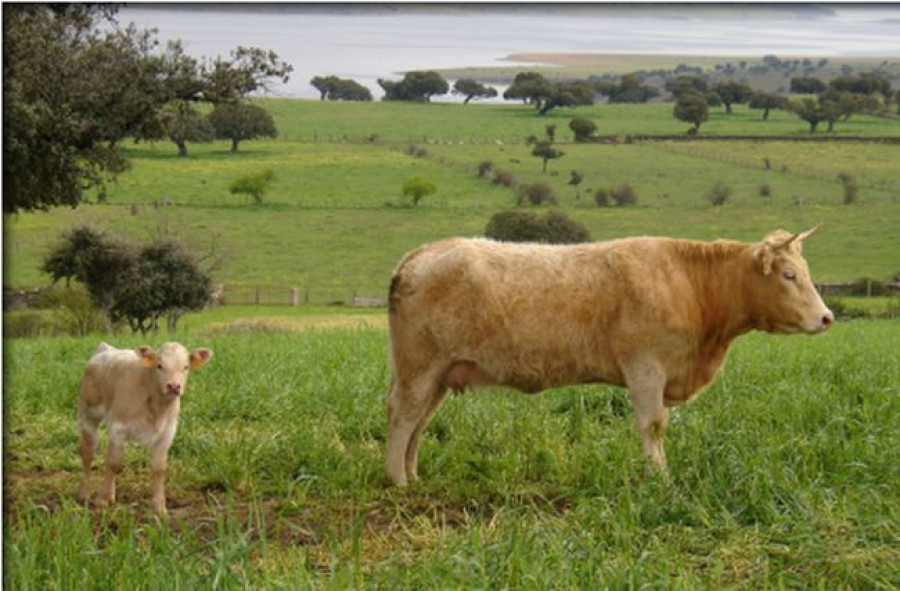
[149,442,171,517]
[99,424,127,507]
[76,410,101,504]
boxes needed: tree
[538,81,595,115]
[601,74,660,104]
[503,72,553,107]
[452,78,498,104]
[42,225,135,324]
[568,170,584,200]
[713,81,753,114]
[110,240,212,335]
[665,75,709,98]
[204,46,293,103]
[402,176,437,206]
[310,75,372,101]
[674,93,709,133]
[379,71,448,102]
[569,117,597,142]
[790,77,826,94]
[161,101,214,157]
[229,169,275,204]
[748,92,788,120]
[209,102,277,152]
[530,139,565,172]
[2,5,161,213]
[790,97,841,133]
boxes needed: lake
[116,4,900,100]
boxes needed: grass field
[4,100,899,296]
[4,319,899,587]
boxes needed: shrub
[229,169,275,204]
[402,176,437,206]
[569,117,597,142]
[611,184,638,207]
[759,183,773,197]
[516,181,557,206]
[36,284,104,336]
[706,182,732,206]
[477,161,493,178]
[405,144,429,158]
[838,172,858,204]
[485,210,590,244]
[593,188,611,207]
[492,169,517,188]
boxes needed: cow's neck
[690,241,756,345]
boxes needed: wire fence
[213,284,386,307]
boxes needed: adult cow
[385,227,833,486]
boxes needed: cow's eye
[782,269,797,281]
[156,363,163,370]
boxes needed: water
[115,5,900,100]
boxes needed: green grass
[4,100,899,293]
[4,319,899,587]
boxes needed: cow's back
[388,237,687,390]
[80,347,145,410]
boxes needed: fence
[214,284,386,307]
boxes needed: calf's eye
[782,269,797,281]
[156,363,163,370]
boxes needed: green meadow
[4,97,900,587]
[4,321,899,587]
[4,100,900,296]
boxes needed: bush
[402,176,437,206]
[516,181,557,206]
[611,184,638,207]
[706,182,732,206]
[3,310,56,338]
[485,210,590,244]
[491,169,517,188]
[759,183,773,197]
[569,116,597,142]
[229,169,275,204]
[593,188,611,207]
[35,284,105,336]
[838,172,859,204]
[405,144,429,158]
[477,161,493,178]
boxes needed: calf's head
[138,342,213,399]
[748,226,833,335]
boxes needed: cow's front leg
[623,359,670,481]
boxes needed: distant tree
[568,170,584,200]
[531,139,565,172]
[569,116,597,142]
[538,81,596,114]
[310,75,372,101]
[790,97,841,133]
[829,73,891,98]
[603,73,660,104]
[673,93,709,133]
[161,102,214,157]
[713,81,753,113]
[452,78,498,104]
[209,102,277,152]
[545,124,557,142]
[203,46,293,103]
[379,71,448,102]
[402,176,437,205]
[790,77,827,94]
[610,184,638,207]
[748,92,788,120]
[503,72,553,107]
[229,169,275,204]
[665,75,710,98]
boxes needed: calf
[386,227,833,486]
[76,342,212,516]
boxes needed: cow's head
[138,342,213,399]
[748,226,834,334]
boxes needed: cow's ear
[190,348,213,370]
[755,244,775,275]
[137,346,156,368]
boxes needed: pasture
[4,97,900,587]
[4,320,900,587]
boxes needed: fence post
[290,287,300,307]
[255,286,260,306]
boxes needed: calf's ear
[137,346,157,368]
[190,348,213,370]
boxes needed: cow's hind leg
[623,359,670,481]
[386,373,441,487]
[404,388,449,482]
